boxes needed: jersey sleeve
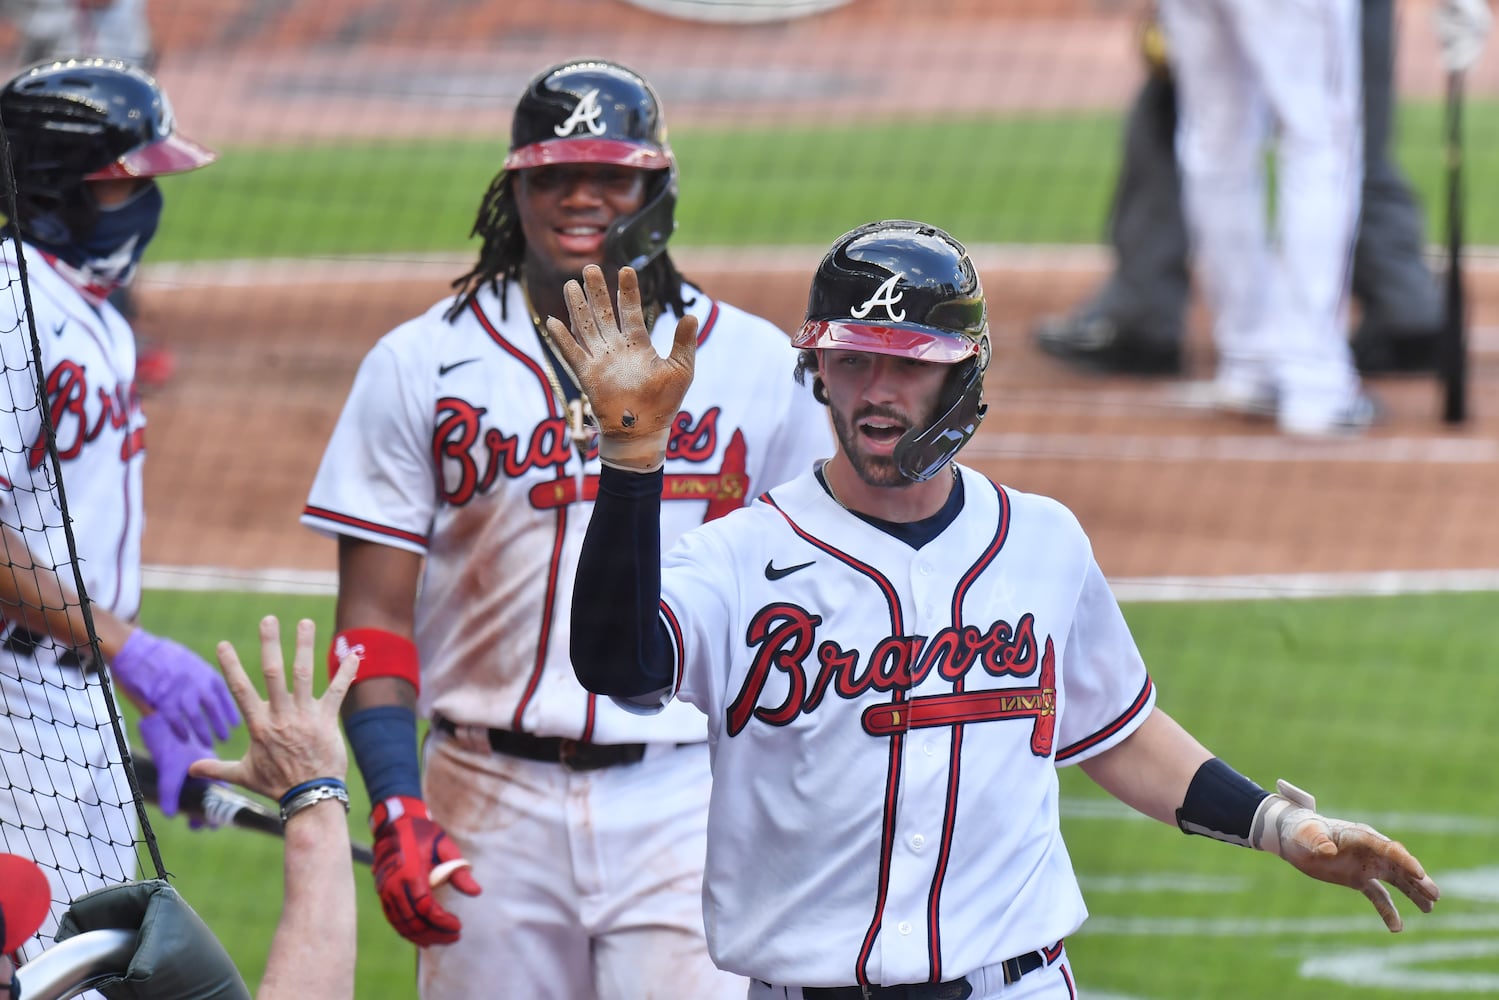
[1053,554,1157,766]
[0,294,51,531]
[301,339,435,554]
[657,523,740,720]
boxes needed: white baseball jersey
[0,240,142,955]
[648,465,1156,987]
[302,280,833,744]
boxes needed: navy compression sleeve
[571,464,675,699]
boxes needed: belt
[2,628,85,669]
[431,714,654,771]
[798,951,1045,1000]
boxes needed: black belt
[431,714,654,771]
[2,628,85,669]
[798,951,1044,999]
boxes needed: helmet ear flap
[892,336,990,482]
[604,162,677,271]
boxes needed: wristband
[278,778,350,825]
[329,628,420,691]
[1175,757,1270,848]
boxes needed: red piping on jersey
[765,492,904,988]
[659,600,687,695]
[302,505,428,547]
[1055,675,1154,763]
[696,301,719,347]
[468,300,587,735]
[924,480,1011,979]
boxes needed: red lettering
[667,407,720,463]
[728,604,819,736]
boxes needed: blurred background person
[1157,0,1369,436]
[1035,0,1488,381]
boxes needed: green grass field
[147,100,1499,262]
[131,587,1499,999]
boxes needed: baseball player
[0,58,239,962]
[300,59,833,999]
[555,220,1441,997]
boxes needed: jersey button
[910,834,925,850]
[898,921,913,935]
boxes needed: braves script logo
[554,89,607,137]
[29,360,143,470]
[433,400,732,512]
[727,607,1056,756]
[848,273,907,322]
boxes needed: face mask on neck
[37,181,164,301]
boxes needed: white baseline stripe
[142,565,1499,603]
[963,433,1499,465]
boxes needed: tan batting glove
[1250,780,1441,932]
[546,264,698,472]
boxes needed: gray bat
[130,754,374,866]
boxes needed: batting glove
[1250,780,1441,932]
[370,795,481,946]
[1436,0,1493,74]
[110,628,241,746]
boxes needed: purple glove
[138,712,215,821]
[110,628,240,746]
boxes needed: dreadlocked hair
[445,168,694,324]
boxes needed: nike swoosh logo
[439,358,478,376]
[764,559,814,581]
[52,320,66,338]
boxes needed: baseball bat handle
[130,755,375,866]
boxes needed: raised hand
[545,264,698,471]
[1253,780,1441,932]
[188,616,353,801]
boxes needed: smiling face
[515,163,649,301]
[819,349,951,488]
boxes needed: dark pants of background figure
[1039,0,1442,375]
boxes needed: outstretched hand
[1254,781,1440,933]
[188,616,357,801]
[545,264,698,471]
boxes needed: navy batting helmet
[1,58,216,243]
[794,220,991,482]
[504,60,676,271]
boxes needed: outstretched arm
[547,265,698,701]
[1082,708,1440,933]
[190,616,358,1000]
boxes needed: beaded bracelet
[278,777,351,825]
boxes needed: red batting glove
[370,795,482,946]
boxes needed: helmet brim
[85,131,218,179]
[793,320,982,363]
[504,138,672,172]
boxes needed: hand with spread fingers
[1252,780,1441,932]
[189,616,355,801]
[545,264,699,471]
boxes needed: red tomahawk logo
[861,636,1057,756]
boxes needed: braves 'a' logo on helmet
[553,88,607,137]
[848,273,907,322]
